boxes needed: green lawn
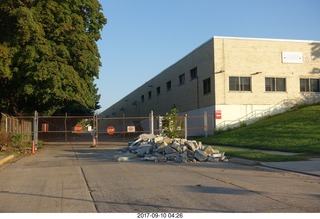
[200,105,320,155]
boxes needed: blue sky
[95,0,320,112]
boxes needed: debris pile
[115,134,228,163]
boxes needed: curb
[0,155,15,166]
[228,157,262,166]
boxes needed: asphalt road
[0,142,319,213]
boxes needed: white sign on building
[282,51,303,63]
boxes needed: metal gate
[36,110,215,146]
[1,110,214,148]
[36,113,97,145]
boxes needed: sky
[95,0,320,113]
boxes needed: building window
[311,79,320,92]
[190,67,197,80]
[148,91,152,99]
[265,78,286,92]
[300,78,320,92]
[203,78,211,94]
[166,81,171,91]
[179,74,185,85]
[300,79,309,92]
[229,76,251,91]
[141,95,144,103]
[156,86,161,96]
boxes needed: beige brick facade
[214,37,320,106]
[100,36,320,134]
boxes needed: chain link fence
[1,111,214,147]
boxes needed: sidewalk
[217,145,320,177]
[260,158,320,177]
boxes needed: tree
[162,108,183,138]
[0,0,107,115]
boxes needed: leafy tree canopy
[0,0,107,115]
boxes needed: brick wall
[214,37,320,105]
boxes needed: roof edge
[213,36,320,44]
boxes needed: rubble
[116,133,228,163]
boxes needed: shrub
[162,108,183,138]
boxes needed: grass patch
[200,105,320,155]
[0,133,41,157]
[214,146,307,162]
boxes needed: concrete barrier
[0,155,15,166]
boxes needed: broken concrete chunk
[211,153,223,158]
[171,142,183,153]
[115,156,130,162]
[134,133,156,144]
[164,146,177,154]
[194,150,207,162]
[198,141,203,150]
[185,140,198,151]
[179,152,188,163]
[155,156,167,162]
[153,136,164,143]
[180,145,188,152]
[136,146,152,157]
[207,157,220,162]
[155,146,165,153]
[121,152,137,159]
[156,141,168,149]
[164,138,173,144]
[165,153,180,161]
[203,146,216,156]
[142,156,157,161]
[139,142,153,147]
[117,134,227,163]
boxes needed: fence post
[204,111,208,137]
[64,112,68,142]
[2,113,8,133]
[159,116,163,135]
[122,113,126,143]
[33,111,38,150]
[150,110,154,135]
[91,114,98,147]
[95,114,98,147]
[184,114,188,139]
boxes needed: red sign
[127,126,135,133]
[42,123,49,132]
[216,110,222,119]
[107,126,115,135]
[74,124,83,133]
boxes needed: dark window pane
[310,79,320,92]
[300,79,309,92]
[241,77,251,91]
[265,78,275,91]
[203,78,211,94]
[179,74,185,85]
[190,67,197,80]
[229,77,239,91]
[276,78,286,91]
[166,81,171,91]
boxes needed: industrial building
[99,36,320,136]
